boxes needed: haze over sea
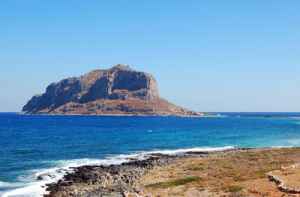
[1,112,300,196]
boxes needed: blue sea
[1,112,300,196]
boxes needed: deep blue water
[1,112,300,196]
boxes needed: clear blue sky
[1,1,299,112]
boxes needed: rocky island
[23,64,201,116]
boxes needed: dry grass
[140,148,300,197]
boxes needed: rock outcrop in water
[23,64,201,116]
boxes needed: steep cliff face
[23,64,201,116]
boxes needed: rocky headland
[23,64,201,116]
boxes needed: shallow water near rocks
[1,112,300,196]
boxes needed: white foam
[287,139,300,146]
[2,146,234,197]
[2,181,46,197]
[271,146,293,148]
[143,146,234,155]
[0,181,24,189]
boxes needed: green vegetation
[186,164,205,171]
[226,185,244,193]
[146,176,201,189]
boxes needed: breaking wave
[2,146,234,197]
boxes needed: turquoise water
[1,112,300,196]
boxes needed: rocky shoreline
[44,147,300,197]
[45,154,173,196]
[44,149,238,197]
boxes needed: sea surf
[1,113,300,196]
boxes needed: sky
[1,1,300,112]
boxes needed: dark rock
[37,173,56,181]
[44,154,176,197]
